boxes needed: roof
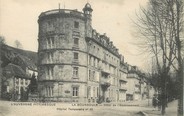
[83,3,93,11]
[14,54,37,71]
[3,63,30,79]
[85,3,91,8]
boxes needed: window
[47,52,53,62]
[72,87,79,97]
[7,86,9,93]
[93,58,96,67]
[93,87,95,97]
[89,70,95,81]
[89,70,91,80]
[46,66,54,79]
[47,38,51,45]
[97,87,99,97]
[108,89,110,97]
[91,57,93,66]
[74,38,79,45]
[74,21,79,28]
[93,71,95,81]
[51,37,54,45]
[74,52,78,60]
[111,89,113,98]
[89,57,91,65]
[87,86,91,98]
[47,37,54,48]
[46,86,53,97]
[73,67,78,78]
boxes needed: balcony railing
[73,59,79,64]
[119,86,127,91]
[40,9,85,18]
[135,88,141,93]
[100,78,111,87]
[72,44,79,49]
[119,77,127,82]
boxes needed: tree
[14,40,23,49]
[0,36,6,44]
[133,0,183,115]
[0,35,6,98]
[28,73,38,94]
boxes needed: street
[0,100,178,116]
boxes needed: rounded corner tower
[37,3,93,102]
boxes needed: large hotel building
[37,3,143,103]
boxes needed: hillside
[0,44,37,68]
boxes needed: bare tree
[14,40,23,49]
[133,0,183,115]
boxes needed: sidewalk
[122,99,153,107]
[142,100,178,116]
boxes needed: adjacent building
[0,44,38,101]
[2,63,31,100]
[126,66,141,101]
[126,65,155,101]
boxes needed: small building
[0,44,38,101]
[2,63,31,100]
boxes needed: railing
[100,78,111,85]
[135,88,141,93]
[119,76,127,82]
[40,9,85,18]
[101,68,111,75]
[73,59,79,64]
[127,73,138,78]
[119,86,127,91]
[72,44,79,49]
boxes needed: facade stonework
[38,3,152,103]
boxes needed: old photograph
[0,0,183,116]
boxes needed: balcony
[119,86,127,91]
[101,69,110,76]
[72,44,79,50]
[135,88,141,94]
[127,73,138,78]
[100,78,111,88]
[72,59,79,64]
[135,83,140,87]
[119,77,127,82]
[72,30,80,37]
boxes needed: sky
[0,0,151,70]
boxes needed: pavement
[142,100,178,116]
[0,99,178,116]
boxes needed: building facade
[37,3,129,103]
[126,66,141,101]
[2,63,31,100]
